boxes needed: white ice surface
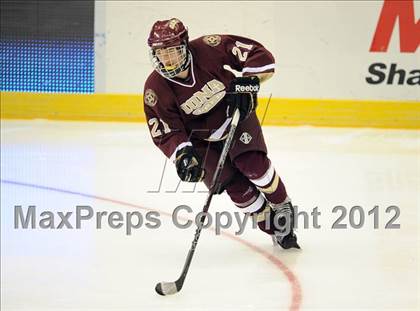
[1,120,419,311]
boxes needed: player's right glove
[175,145,205,182]
[226,76,260,121]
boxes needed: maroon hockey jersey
[143,34,275,160]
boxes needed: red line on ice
[2,179,302,311]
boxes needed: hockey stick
[155,108,241,296]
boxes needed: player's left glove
[226,76,260,121]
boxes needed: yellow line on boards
[1,92,419,129]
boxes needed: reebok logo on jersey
[235,84,259,93]
[181,79,226,115]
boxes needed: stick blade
[155,281,179,296]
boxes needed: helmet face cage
[149,44,191,79]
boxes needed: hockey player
[143,18,300,249]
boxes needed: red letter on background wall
[370,0,420,53]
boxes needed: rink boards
[1,92,419,129]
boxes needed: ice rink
[1,119,419,311]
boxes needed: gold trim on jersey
[258,174,280,194]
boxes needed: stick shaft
[176,109,241,290]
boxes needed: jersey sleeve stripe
[242,63,275,74]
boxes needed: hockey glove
[175,145,205,182]
[226,76,260,121]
